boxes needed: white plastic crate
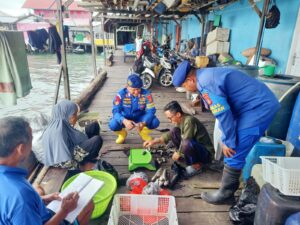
[108,194,178,225]
[261,156,300,196]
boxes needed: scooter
[139,54,174,89]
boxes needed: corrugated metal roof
[0,11,17,23]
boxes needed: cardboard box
[206,41,230,56]
[206,28,230,45]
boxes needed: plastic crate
[107,194,178,225]
[261,156,300,196]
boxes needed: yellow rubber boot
[115,128,127,144]
[139,127,153,141]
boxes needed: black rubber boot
[201,165,241,205]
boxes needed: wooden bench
[25,152,68,194]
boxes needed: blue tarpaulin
[123,43,135,53]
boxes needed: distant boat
[73,46,85,54]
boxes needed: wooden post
[54,66,63,104]
[56,0,70,100]
[89,19,97,77]
[194,13,206,54]
[102,16,106,66]
[254,0,271,66]
[200,14,206,54]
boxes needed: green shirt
[162,114,215,156]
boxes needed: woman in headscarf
[42,100,103,170]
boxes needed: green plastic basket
[61,171,117,219]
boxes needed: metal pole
[89,19,97,77]
[254,0,271,66]
[56,0,70,100]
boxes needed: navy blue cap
[127,74,143,88]
[172,60,191,87]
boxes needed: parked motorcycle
[137,54,174,89]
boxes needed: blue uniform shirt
[0,165,51,225]
[196,67,280,149]
[112,88,156,124]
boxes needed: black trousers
[79,122,103,163]
[169,127,211,165]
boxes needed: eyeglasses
[167,114,176,121]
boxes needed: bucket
[61,171,117,219]
[263,65,276,77]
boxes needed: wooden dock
[87,49,232,225]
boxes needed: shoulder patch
[201,89,230,116]
[114,94,121,105]
[146,95,153,103]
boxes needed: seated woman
[42,99,103,170]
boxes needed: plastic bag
[229,177,260,225]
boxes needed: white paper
[47,173,104,223]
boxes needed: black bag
[133,58,144,73]
[229,177,260,225]
[265,1,280,29]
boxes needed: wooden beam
[74,70,107,110]
[56,0,71,100]
[89,19,97,77]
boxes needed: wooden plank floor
[87,49,231,225]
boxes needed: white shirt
[135,38,143,52]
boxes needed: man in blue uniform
[172,61,280,204]
[109,74,160,144]
[0,116,94,225]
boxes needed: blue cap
[172,60,191,87]
[127,74,143,88]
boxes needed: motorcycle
[137,54,174,89]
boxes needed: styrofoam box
[206,41,230,56]
[206,28,230,45]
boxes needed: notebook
[47,173,104,223]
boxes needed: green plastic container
[61,171,117,219]
[263,65,276,77]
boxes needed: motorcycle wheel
[159,72,173,87]
[140,73,153,89]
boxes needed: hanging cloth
[0,31,32,106]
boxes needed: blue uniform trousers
[224,118,273,169]
[109,115,160,131]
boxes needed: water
[0,53,104,118]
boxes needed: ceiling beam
[97,15,151,20]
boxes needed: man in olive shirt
[144,101,214,175]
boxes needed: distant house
[17,0,91,44]
[22,0,91,26]
[0,11,17,30]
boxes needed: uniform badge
[147,95,153,103]
[114,95,121,105]
[127,80,133,87]
[202,93,212,105]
